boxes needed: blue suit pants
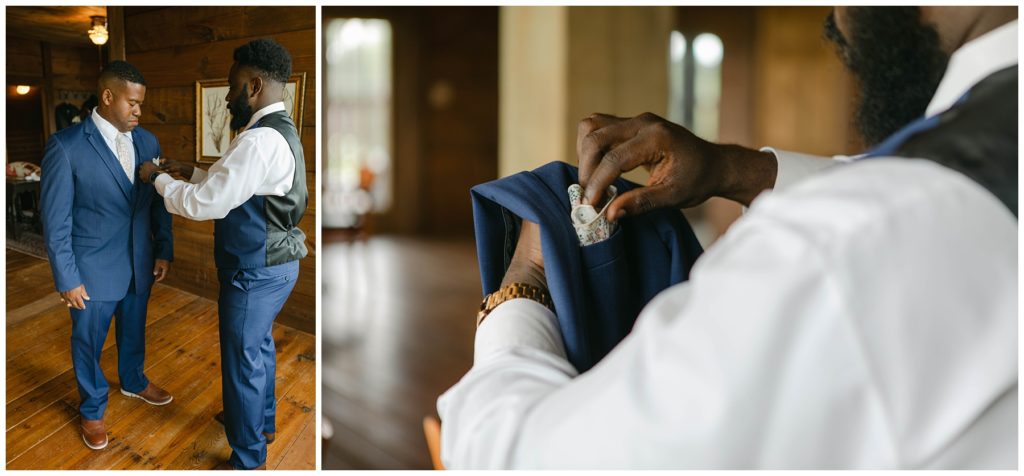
[69,288,151,420]
[217,260,299,470]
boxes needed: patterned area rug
[7,226,48,260]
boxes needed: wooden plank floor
[5,250,316,470]
[321,236,478,470]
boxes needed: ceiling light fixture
[88,16,108,46]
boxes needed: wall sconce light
[15,85,31,95]
[88,16,108,46]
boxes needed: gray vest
[895,66,1017,217]
[213,110,308,269]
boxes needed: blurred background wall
[322,5,860,244]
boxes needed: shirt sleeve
[474,298,568,364]
[761,147,852,192]
[190,166,208,183]
[153,130,290,221]
[436,206,885,469]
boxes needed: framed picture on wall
[195,78,232,163]
[283,72,307,131]
[196,73,306,163]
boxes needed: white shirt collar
[91,108,132,143]
[926,19,1018,117]
[243,102,287,132]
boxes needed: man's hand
[159,158,195,181]
[577,112,778,221]
[139,161,161,184]
[500,219,547,292]
[153,259,170,282]
[60,284,90,310]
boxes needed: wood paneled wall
[752,6,861,154]
[6,35,101,162]
[6,36,45,81]
[123,6,317,333]
[416,7,499,235]
[6,87,45,164]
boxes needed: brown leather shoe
[81,418,108,450]
[214,411,275,444]
[121,382,173,406]
[213,461,267,470]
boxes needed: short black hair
[233,38,292,84]
[99,60,146,87]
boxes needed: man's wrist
[478,282,554,327]
[499,259,548,294]
[715,144,777,206]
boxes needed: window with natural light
[668,30,722,141]
[324,18,393,228]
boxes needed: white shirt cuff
[153,173,174,196]
[475,298,566,364]
[761,147,849,192]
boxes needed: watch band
[149,171,162,183]
[477,282,554,327]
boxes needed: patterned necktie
[115,133,134,184]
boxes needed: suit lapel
[130,129,149,206]
[84,116,133,201]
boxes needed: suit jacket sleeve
[40,135,82,292]
[149,142,174,261]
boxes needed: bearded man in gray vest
[141,38,307,470]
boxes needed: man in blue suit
[41,60,175,451]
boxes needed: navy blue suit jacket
[41,115,174,301]
[472,161,703,372]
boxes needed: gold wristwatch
[477,282,554,327]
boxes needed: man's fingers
[576,113,626,164]
[606,184,677,221]
[582,127,666,205]
[577,114,647,189]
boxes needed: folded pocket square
[568,184,618,246]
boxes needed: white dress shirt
[91,108,135,182]
[154,102,296,220]
[437,21,1018,469]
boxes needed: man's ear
[250,76,263,98]
[101,88,113,106]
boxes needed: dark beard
[824,7,950,147]
[228,84,254,131]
